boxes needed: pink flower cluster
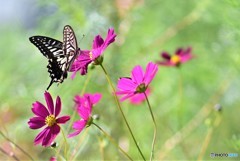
[28,27,195,150]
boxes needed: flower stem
[61,128,68,161]
[177,68,183,128]
[92,122,133,161]
[100,64,146,161]
[144,92,157,161]
[0,130,34,161]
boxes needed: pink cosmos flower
[129,88,151,105]
[50,156,57,161]
[157,47,194,67]
[116,62,158,101]
[70,28,117,78]
[68,93,102,137]
[28,91,70,147]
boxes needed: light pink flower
[68,93,102,137]
[70,28,117,78]
[28,91,70,147]
[157,47,194,67]
[129,88,151,105]
[116,62,158,101]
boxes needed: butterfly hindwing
[63,25,79,71]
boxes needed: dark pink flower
[49,156,57,161]
[28,91,70,147]
[129,88,151,105]
[68,93,102,137]
[116,62,158,101]
[157,47,194,67]
[70,28,117,77]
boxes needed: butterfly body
[29,25,79,90]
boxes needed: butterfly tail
[47,79,54,90]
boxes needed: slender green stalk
[0,131,34,161]
[144,92,157,161]
[61,128,68,161]
[97,136,105,161]
[177,68,183,128]
[100,64,146,161]
[93,123,133,161]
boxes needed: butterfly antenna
[47,79,54,90]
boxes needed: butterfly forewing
[29,36,63,58]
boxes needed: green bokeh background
[1,0,240,160]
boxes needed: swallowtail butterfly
[29,25,80,90]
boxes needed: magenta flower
[129,88,151,105]
[49,157,57,161]
[116,62,158,101]
[28,91,70,147]
[68,93,102,137]
[70,28,117,78]
[157,47,194,67]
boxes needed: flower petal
[156,61,175,66]
[56,116,70,124]
[42,125,60,147]
[28,117,45,129]
[92,28,117,59]
[131,65,144,85]
[119,93,135,102]
[55,96,61,117]
[85,93,102,105]
[176,48,183,55]
[161,52,171,60]
[70,50,91,77]
[102,28,117,51]
[92,35,104,49]
[117,78,137,91]
[77,102,91,120]
[34,128,48,146]
[68,120,87,138]
[32,101,49,118]
[44,91,54,115]
[143,62,158,85]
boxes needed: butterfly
[29,25,80,90]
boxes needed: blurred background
[1,0,240,160]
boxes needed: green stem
[100,64,146,161]
[93,123,133,161]
[61,128,68,161]
[0,131,34,161]
[178,68,183,128]
[144,92,157,161]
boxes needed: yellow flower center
[45,115,56,127]
[89,51,93,60]
[170,55,180,65]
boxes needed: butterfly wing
[29,25,79,90]
[62,25,79,72]
[29,36,66,90]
